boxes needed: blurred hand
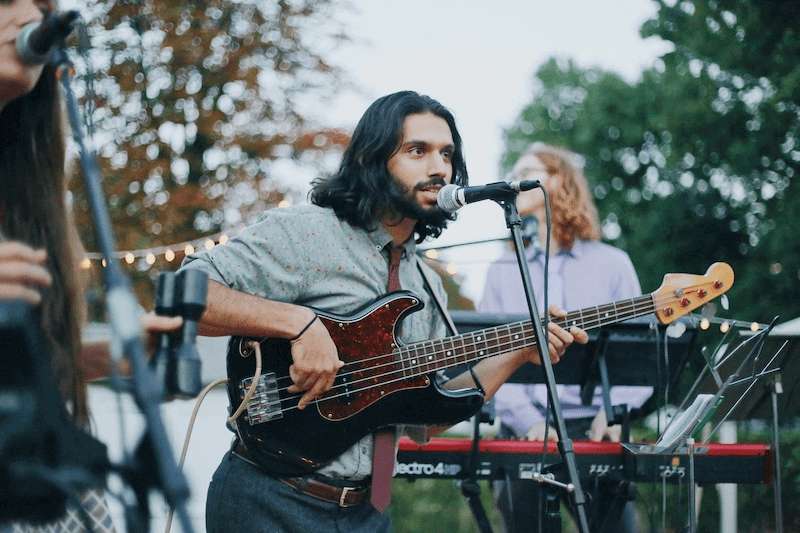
[526,421,559,442]
[0,242,51,305]
[141,311,183,352]
[286,308,344,410]
[524,305,589,365]
[588,409,621,442]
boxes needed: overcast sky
[318,0,672,302]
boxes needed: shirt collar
[528,239,585,261]
[367,224,417,259]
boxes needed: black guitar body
[226,291,484,476]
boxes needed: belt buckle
[338,486,354,507]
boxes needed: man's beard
[386,176,452,229]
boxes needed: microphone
[436,179,540,213]
[16,10,80,65]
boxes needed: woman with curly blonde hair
[479,142,648,533]
[513,142,600,250]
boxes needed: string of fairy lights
[87,232,767,333]
[80,229,236,270]
[79,229,458,272]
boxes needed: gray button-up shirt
[181,204,448,479]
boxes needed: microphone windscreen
[437,184,461,213]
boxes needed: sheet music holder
[693,328,798,421]
[622,319,784,532]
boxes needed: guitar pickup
[239,373,282,425]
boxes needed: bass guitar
[226,262,733,475]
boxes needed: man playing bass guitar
[181,91,586,532]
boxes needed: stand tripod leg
[771,377,783,533]
[460,415,493,533]
[460,480,493,533]
[542,486,561,533]
[687,438,696,533]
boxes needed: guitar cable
[164,340,263,533]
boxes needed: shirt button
[376,245,382,250]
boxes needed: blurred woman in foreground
[0,1,179,530]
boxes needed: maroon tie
[370,245,403,512]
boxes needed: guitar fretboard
[393,294,656,375]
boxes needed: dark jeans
[494,421,638,533]
[206,451,391,533]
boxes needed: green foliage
[391,479,502,533]
[502,0,800,323]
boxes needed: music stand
[624,318,784,532]
[688,322,794,533]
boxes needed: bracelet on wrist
[468,364,485,396]
[289,313,318,342]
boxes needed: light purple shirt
[479,239,652,437]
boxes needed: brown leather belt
[232,442,369,508]
[279,476,369,508]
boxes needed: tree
[641,0,800,322]
[69,0,349,304]
[501,0,800,323]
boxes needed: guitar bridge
[239,373,282,425]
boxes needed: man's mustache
[414,178,447,191]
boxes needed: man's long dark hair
[310,91,468,242]
[0,64,87,423]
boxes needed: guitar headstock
[652,262,734,324]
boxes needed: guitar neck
[399,294,656,373]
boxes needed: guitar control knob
[698,289,708,298]
[680,298,690,307]
[713,280,723,289]
[663,308,674,317]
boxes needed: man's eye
[409,147,424,156]
[442,151,452,160]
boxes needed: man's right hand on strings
[287,308,344,410]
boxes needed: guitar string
[257,295,655,396]
[262,292,658,389]
[271,286,712,388]
[244,291,702,413]
[251,289,709,411]
[285,298,651,392]
[258,288,703,396]
[236,287,719,417]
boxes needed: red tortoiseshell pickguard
[315,295,429,420]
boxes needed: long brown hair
[0,62,87,423]
[527,143,601,250]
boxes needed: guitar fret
[403,344,414,379]
[397,345,407,378]
[428,339,441,373]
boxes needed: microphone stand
[51,45,194,533]
[498,198,590,533]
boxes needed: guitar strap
[415,258,458,336]
[416,258,486,395]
